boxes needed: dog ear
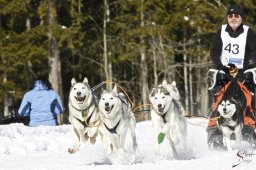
[71,78,76,86]
[83,77,88,84]
[162,79,168,86]
[101,90,108,95]
[171,81,176,87]
[113,85,118,94]
[149,88,156,97]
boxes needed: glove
[228,63,238,78]
[219,66,229,74]
[248,59,255,69]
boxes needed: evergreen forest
[1,0,256,123]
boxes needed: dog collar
[154,111,167,124]
[161,112,167,124]
[71,104,89,113]
[71,99,95,118]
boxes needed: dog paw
[68,148,76,154]
[90,137,96,144]
[106,144,114,155]
[133,144,138,153]
[90,133,98,144]
[84,134,89,141]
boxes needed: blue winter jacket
[18,81,64,127]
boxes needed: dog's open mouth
[105,105,114,113]
[158,106,165,113]
[75,96,86,102]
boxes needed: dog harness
[104,120,121,134]
[208,80,256,129]
[71,100,99,127]
[160,113,167,124]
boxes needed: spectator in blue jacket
[18,76,64,127]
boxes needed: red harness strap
[212,81,232,112]
[237,81,256,128]
[207,82,232,129]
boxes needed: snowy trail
[0,118,255,170]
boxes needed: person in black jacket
[207,4,256,150]
[210,4,256,78]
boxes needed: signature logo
[232,150,256,168]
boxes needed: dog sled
[206,67,256,150]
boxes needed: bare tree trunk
[196,57,201,116]
[189,56,193,115]
[3,69,9,117]
[140,0,149,120]
[140,52,149,119]
[159,34,169,80]
[183,53,189,115]
[1,14,9,117]
[152,45,157,87]
[48,0,64,124]
[103,0,112,90]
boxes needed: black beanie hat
[227,4,244,18]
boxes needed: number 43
[224,43,239,54]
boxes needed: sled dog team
[68,77,187,157]
[68,77,254,157]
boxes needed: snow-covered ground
[0,118,255,170]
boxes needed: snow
[0,118,255,170]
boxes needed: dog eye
[74,88,77,90]
[82,87,85,89]
[154,97,157,99]
[102,98,105,100]
[162,96,165,99]
[110,97,113,100]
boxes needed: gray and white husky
[217,98,243,151]
[149,80,187,156]
[68,77,100,154]
[98,85,137,154]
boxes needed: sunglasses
[228,14,240,19]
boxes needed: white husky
[217,98,243,151]
[68,77,100,154]
[149,80,187,156]
[98,85,137,154]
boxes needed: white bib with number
[220,24,248,69]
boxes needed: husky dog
[217,97,243,151]
[68,77,100,154]
[149,80,187,156]
[98,85,137,154]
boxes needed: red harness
[208,80,256,129]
